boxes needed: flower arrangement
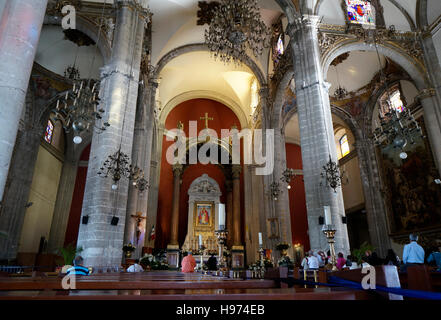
[248,258,273,271]
[278,255,294,269]
[275,242,291,251]
[223,249,231,258]
[140,252,169,270]
[122,243,136,252]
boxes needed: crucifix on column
[131,212,146,245]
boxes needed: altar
[182,174,223,253]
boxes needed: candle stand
[322,224,338,271]
[215,229,228,273]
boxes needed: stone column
[76,1,149,268]
[225,180,233,247]
[287,15,350,255]
[124,79,157,258]
[0,128,42,260]
[168,164,183,247]
[0,0,48,202]
[232,165,242,247]
[355,139,391,257]
[47,157,79,254]
[417,89,441,175]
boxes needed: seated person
[127,259,144,272]
[306,250,319,270]
[427,248,441,272]
[336,252,346,270]
[181,252,196,273]
[206,254,218,271]
[66,256,90,276]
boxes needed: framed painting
[194,202,214,230]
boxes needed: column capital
[116,0,151,21]
[286,15,321,37]
[416,88,436,101]
[232,165,242,179]
[172,164,184,177]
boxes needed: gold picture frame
[194,201,214,231]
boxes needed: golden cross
[200,113,214,129]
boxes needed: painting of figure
[196,204,212,226]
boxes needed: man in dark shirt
[66,256,90,276]
[206,254,218,271]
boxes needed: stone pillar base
[167,244,180,270]
[231,246,245,269]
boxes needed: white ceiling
[327,51,386,96]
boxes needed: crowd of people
[300,234,441,273]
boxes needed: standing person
[402,234,425,272]
[66,256,90,276]
[181,251,197,273]
[306,251,319,270]
[314,251,325,268]
[127,259,144,272]
[336,252,346,270]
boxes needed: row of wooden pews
[0,270,373,300]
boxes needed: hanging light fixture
[52,80,110,145]
[281,168,297,190]
[333,64,348,100]
[321,156,348,193]
[97,150,144,191]
[52,6,110,145]
[270,181,281,201]
[371,41,424,158]
[204,0,270,64]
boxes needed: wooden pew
[330,265,403,300]
[403,265,441,292]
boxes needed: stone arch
[416,0,428,29]
[153,44,267,88]
[271,68,294,129]
[322,41,429,91]
[159,90,249,129]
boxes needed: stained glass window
[340,134,350,158]
[346,0,375,25]
[276,34,284,56]
[390,90,404,113]
[44,120,54,144]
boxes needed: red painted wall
[155,99,244,248]
[64,145,90,247]
[285,143,310,250]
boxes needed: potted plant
[122,243,136,258]
[58,243,83,274]
[352,241,375,265]
[276,242,291,257]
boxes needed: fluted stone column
[287,15,350,255]
[355,139,391,257]
[124,80,157,258]
[76,1,149,268]
[168,164,183,248]
[0,0,48,202]
[47,157,80,254]
[225,180,233,247]
[232,165,242,248]
[0,128,42,260]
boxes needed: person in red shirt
[181,252,196,273]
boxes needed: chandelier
[321,156,348,192]
[333,64,348,100]
[373,108,423,159]
[97,149,146,191]
[281,168,297,190]
[371,42,424,159]
[52,80,110,144]
[270,181,281,201]
[204,0,270,64]
[64,64,80,80]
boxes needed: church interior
[0,0,441,301]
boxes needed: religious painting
[380,118,441,234]
[345,0,375,25]
[266,218,280,239]
[194,202,214,230]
